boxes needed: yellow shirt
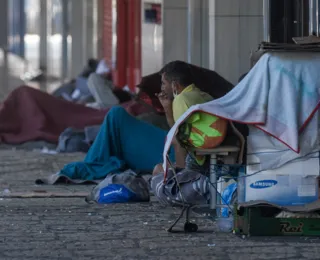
[172,84,227,151]
[172,84,213,122]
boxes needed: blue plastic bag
[221,183,237,218]
[97,184,139,204]
[85,170,150,204]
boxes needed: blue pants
[60,106,175,180]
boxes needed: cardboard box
[241,154,320,206]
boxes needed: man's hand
[156,92,173,112]
[156,92,175,127]
[171,136,186,168]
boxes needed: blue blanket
[59,106,175,180]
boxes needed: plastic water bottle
[237,166,246,203]
[217,216,234,233]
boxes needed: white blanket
[163,52,320,173]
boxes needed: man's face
[161,73,173,99]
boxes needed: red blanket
[0,86,149,144]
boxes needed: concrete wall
[162,0,263,84]
[71,0,99,78]
[162,0,209,68]
[0,0,8,50]
[209,0,264,84]
[71,0,86,78]
[86,0,95,60]
[141,0,163,76]
[163,0,188,64]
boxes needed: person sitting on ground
[154,61,228,173]
[58,61,228,183]
[149,62,230,206]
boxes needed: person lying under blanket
[58,61,229,187]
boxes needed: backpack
[56,127,90,153]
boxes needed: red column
[126,0,141,92]
[103,0,141,90]
[113,0,127,88]
[102,0,113,68]
[135,0,142,90]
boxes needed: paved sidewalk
[0,149,320,260]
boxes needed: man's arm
[164,106,175,128]
[157,92,187,167]
[172,138,187,168]
[170,97,192,168]
[163,103,186,166]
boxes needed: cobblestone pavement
[1,151,320,260]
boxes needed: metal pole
[61,0,69,80]
[82,0,88,64]
[39,0,47,72]
[71,0,86,77]
[187,0,195,63]
[310,0,314,35]
[19,0,26,58]
[0,0,9,94]
[85,0,93,59]
[317,0,319,36]
[263,0,270,42]
[201,0,209,69]
[301,0,304,36]
[92,0,98,58]
[0,0,8,50]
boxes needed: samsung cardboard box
[239,153,320,206]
